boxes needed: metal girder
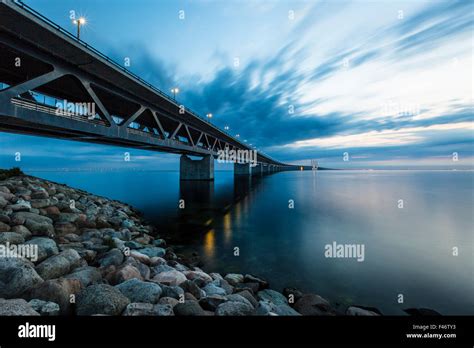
[170,122,182,140]
[184,125,195,146]
[121,105,147,128]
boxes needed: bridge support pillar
[234,162,252,176]
[180,155,214,180]
[253,163,264,175]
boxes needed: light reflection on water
[31,169,474,315]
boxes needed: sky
[0,0,473,170]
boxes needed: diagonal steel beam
[204,134,211,148]
[211,137,218,151]
[81,81,116,127]
[152,112,167,138]
[170,122,183,140]
[121,106,146,128]
[184,125,195,146]
[0,70,64,100]
[196,132,204,146]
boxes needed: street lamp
[224,125,229,131]
[170,87,179,99]
[72,17,86,40]
[206,113,213,121]
[236,134,240,138]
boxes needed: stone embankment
[0,174,380,316]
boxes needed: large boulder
[35,249,82,280]
[64,266,102,287]
[152,270,187,286]
[76,284,130,315]
[293,294,333,316]
[97,248,124,268]
[202,283,226,297]
[115,279,162,304]
[23,237,59,263]
[28,299,60,316]
[28,278,82,315]
[256,289,288,306]
[0,298,40,315]
[255,300,301,316]
[0,257,43,298]
[224,273,244,286]
[173,300,205,316]
[215,301,254,316]
[137,247,166,258]
[0,232,24,244]
[0,222,11,232]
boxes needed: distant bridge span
[0,0,306,179]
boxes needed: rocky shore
[0,173,381,316]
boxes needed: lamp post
[170,87,179,100]
[206,113,213,122]
[72,17,86,40]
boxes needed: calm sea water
[29,169,474,315]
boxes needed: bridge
[0,0,308,180]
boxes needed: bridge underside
[0,0,302,180]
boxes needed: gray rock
[152,239,166,247]
[0,214,10,224]
[182,270,213,284]
[115,279,162,304]
[224,273,244,286]
[0,232,24,244]
[64,266,102,287]
[28,299,60,316]
[152,270,187,286]
[174,300,205,316]
[23,237,59,263]
[11,225,32,240]
[13,212,53,225]
[257,289,288,306]
[76,284,130,315]
[234,289,258,308]
[0,221,11,232]
[199,295,227,311]
[152,264,175,275]
[226,293,254,308]
[8,199,31,212]
[153,303,174,316]
[203,283,227,296]
[244,274,269,290]
[122,303,174,316]
[0,257,43,298]
[137,246,166,258]
[294,294,332,316]
[25,220,54,237]
[346,306,380,316]
[35,249,82,280]
[35,254,70,280]
[124,241,143,249]
[28,278,82,315]
[160,285,185,299]
[98,248,124,267]
[159,297,179,307]
[215,301,254,316]
[255,300,301,316]
[179,280,204,300]
[0,298,40,315]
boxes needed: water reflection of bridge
[162,174,265,249]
